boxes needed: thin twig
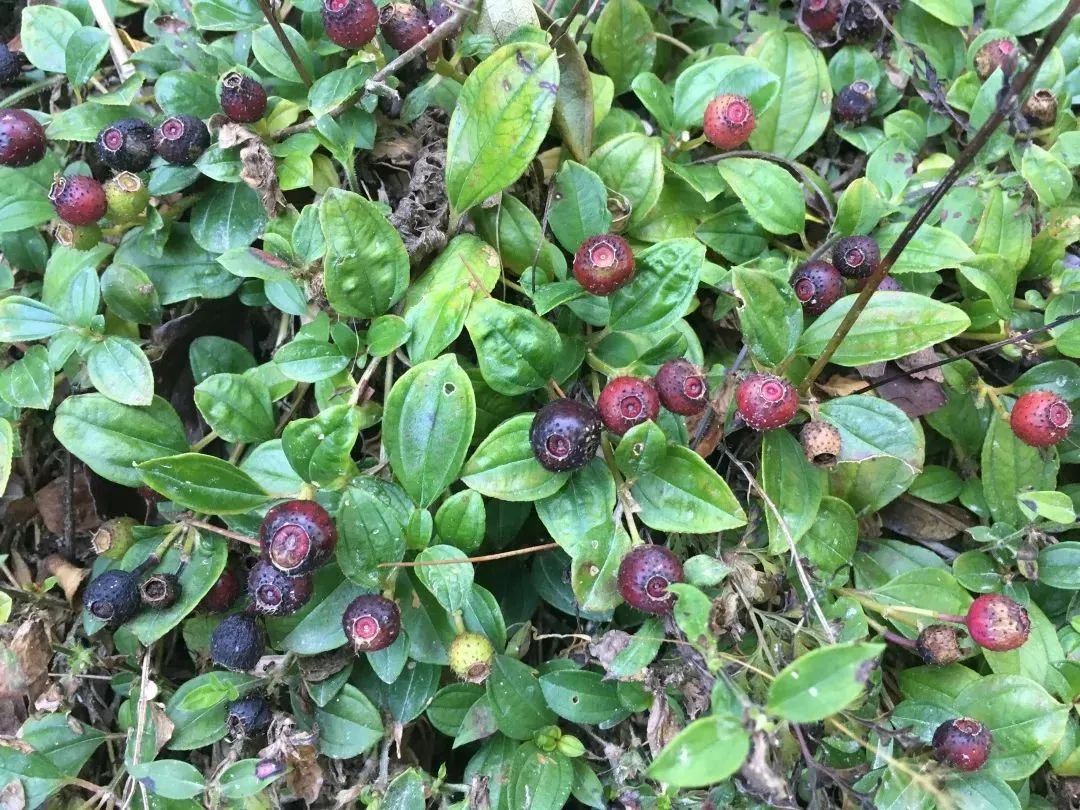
[184,518,259,547]
[87,0,135,80]
[254,0,313,87]
[378,542,559,568]
[0,74,67,108]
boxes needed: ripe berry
[380,2,430,52]
[140,573,181,610]
[0,44,21,85]
[83,569,142,627]
[655,359,708,416]
[800,0,841,31]
[916,624,964,666]
[219,72,268,123]
[597,377,660,435]
[49,175,108,226]
[323,0,379,49]
[617,544,684,615]
[833,235,880,279]
[1022,89,1058,127]
[153,114,210,166]
[95,118,154,172]
[1010,391,1073,448]
[975,38,1018,80]
[91,517,137,560]
[838,0,884,43]
[0,109,47,168]
[448,632,495,683]
[858,274,902,293]
[54,223,102,251]
[834,81,876,125]
[703,94,755,149]
[104,172,150,224]
[790,260,844,316]
[342,594,401,652]
[260,500,338,575]
[736,373,799,431]
[799,421,841,466]
[248,561,313,616]
[572,234,635,296]
[199,567,243,613]
[428,0,453,25]
[226,695,272,738]
[529,399,602,473]
[932,718,991,771]
[210,613,266,672]
[965,593,1030,652]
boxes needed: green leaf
[800,497,858,574]
[646,714,751,788]
[509,744,573,810]
[732,266,802,366]
[462,414,569,501]
[835,178,887,235]
[191,182,268,253]
[0,346,54,410]
[190,0,264,31]
[466,298,561,396]
[571,526,631,613]
[86,337,154,407]
[434,490,486,553]
[538,669,622,724]
[0,296,66,342]
[672,55,780,130]
[282,404,361,486]
[20,6,81,73]
[137,453,269,514]
[314,684,385,758]
[549,161,612,253]
[194,373,274,444]
[608,239,703,334]
[0,419,13,498]
[761,429,825,554]
[876,223,974,274]
[277,566,364,654]
[1038,543,1080,589]
[65,27,110,87]
[415,545,474,613]
[252,23,315,83]
[0,167,56,234]
[486,655,557,740]
[128,760,205,800]
[717,157,805,235]
[1022,144,1074,208]
[217,759,282,800]
[101,264,162,325]
[590,0,655,95]
[548,10,594,162]
[445,43,559,213]
[985,0,1069,36]
[587,133,663,226]
[981,416,1059,526]
[630,445,747,533]
[337,478,410,588]
[766,642,885,722]
[536,458,616,559]
[872,569,972,638]
[272,339,349,383]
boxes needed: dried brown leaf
[39,555,88,604]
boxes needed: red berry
[932,718,991,771]
[0,44,20,85]
[248,560,313,616]
[1009,391,1073,448]
[834,80,876,125]
[210,614,266,672]
[199,566,243,613]
[965,593,1030,652]
[790,260,844,316]
[323,0,379,49]
[260,500,338,575]
[800,0,841,31]
[915,624,964,666]
[96,118,154,172]
[529,399,603,472]
[736,373,798,431]
[572,234,635,296]
[0,109,46,168]
[342,594,401,652]
[597,376,660,435]
[703,94,755,149]
[832,235,880,279]
[617,545,684,615]
[49,174,108,226]
[655,359,708,416]
[153,114,210,166]
[975,38,1018,80]
[219,72,268,123]
[380,2,430,52]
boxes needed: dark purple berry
[857,274,902,292]
[572,234,635,296]
[199,566,243,613]
[965,593,1031,652]
[342,594,401,652]
[0,44,21,85]
[226,695,272,738]
[0,109,47,168]
[736,373,799,431]
[323,0,379,49]
[800,0,841,31]
[655,359,709,416]
[529,399,603,472]
[49,174,108,226]
[703,94,755,149]
[916,624,964,666]
[839,0,889,43]
[248,561,313,616]
[153,114,210,166]
[834,80,876,125]
[428,0,453,25]
[380,3,431,52]
[617,545,684,615]
[832,235,880,279]
[220,73,268,123]
[1010,391,1073,448]
[260,500,338,575]
[140,573,181,610]
[95,118,154,172]
[83,569,142,627]
[790,260,844,315]
[933,718,991,771]
[210,614,266,672]
[975,38,1018,80]
[597,377,660,435]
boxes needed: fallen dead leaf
[880,495,975,541]
[217,123,286,217]
[0,779,25,810]
[39,555,88,604]
[33,467,99,536]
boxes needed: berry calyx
[965,593,1030,652]
[448,632,495,683]
[800,0,841,31]
[95,118,154,172]
[655,358,709,416]
[736,373,799,431]
[210,613,266,672]
[260,500,338,575]
[83,569,142,627]
[703,94,755,149]
[219,73,268,123]
[617,544,684,615]
[799,421,841,466]
[226,695,272,738]
[832,235,880,279]
[529,399,603,472]
[49,174,108,226]
[916,624,964,666]
[0,44,20,85]
[323,0,379,49]
[834,80,876,125]
[140,573,181,610]
[54,223,102,251]
[975,38,1018,80]
[597,376,660,435]
[248,561,313,616]
[380,3,431,52]
[790,260,844,316]
[153,114,210,166]
[199,566,243,613]
[932,718,991,771]
[342,594,401,652]
[572,234,635,296]
[1022,89,1058,127]
[1009,391,1072,448]
[0,109,47,168]
[104,172,150,224]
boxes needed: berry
[932,718,991,771]
[965,593,1030,652]
[83,569,142,627]
[1022,89,1058,127]
[429,0,453,25]
[800,0,841,31]
[858,274,902,293]
[199,567,243,613]
[140,573,181,610]
[49,175,108,226]
[260,500,338,575]
[0,44,20,85]
[210,614,266,672]
[91,517,137,560]
[572,234,635,296]
[916,624,964,666]
[838,0,887,43]
[1010,391,1073,448]
[655,358,709,416]
[790,260,844,316]
[323,0,379,49]
[448,633,495,683]
[54,223,102,251]
[703,94,755,149]
[617,544,684,615]
[342,594,401,652]
[0,109,47,168]
[736,373,799,431]
[104,172,150,224]
[226,695,272,738]
[799,421,841,466]
[248,561,313,616]
[834,81,876,125]
[529,399,602,472]
[833,235,880,279]
[220,73,268,123]
[975,38,1018,80]
[153,115,210,166]
[95,118,154,172]
[380,3,430,52]
[597,376,660,435]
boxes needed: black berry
[617,545,684,615]
[832,235,880,279]
[933,718,991,771]
[140,573,181,610]
[0,109,47,168]
[790,260,844,315]
[260,500,338,575]
[572,234,635,296]
[220,73,268,123]
[226,695,272,738]
[49,175,108,226]
[834,81,876,125]
[597,376,660,435]
[529,399,602,472]
[210,614,266,672]
[380,3,430,52]
[838,0,891,43]
[655,359,709,416]
[323,0,379,49]
[83,569,142,627]
[248,560,313,616]
[0,44,21,85]
[736,373,799,431]
[95,118,154,172]
[342,594,401,652]
[153,115,210,166]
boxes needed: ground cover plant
[0,0,1078,806]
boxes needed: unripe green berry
[54,222,102,251]
[92,517,138,560]
[105,172,149,224]
[448,632,494,683]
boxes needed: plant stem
[185,518,259,547]
[254,0,313,87]
[378,542,559,568]
[0,74,67,108]
[189,430,219,452]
